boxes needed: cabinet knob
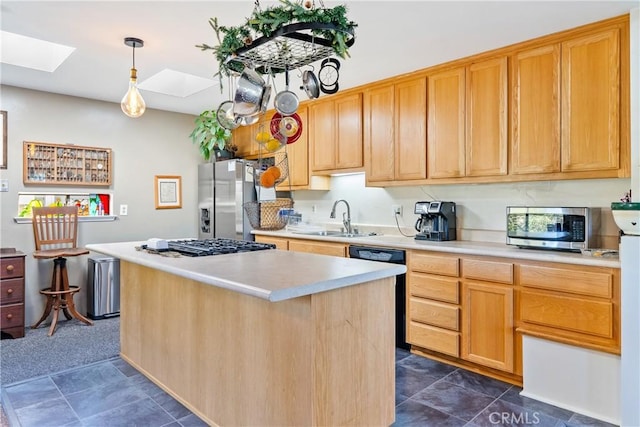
[6,313,12,320]
[5,265,14,272]
[6,288,13,294]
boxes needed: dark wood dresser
[1,249,26,339]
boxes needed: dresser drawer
[462,258,513,284]
[410,252,459,277]
[409,321,459,357]
[0,278,24,305]
[519,264,612,298]
[410,273,459,303]
[1,303,24,329]
[1,257,25,279]
[410,297,459,331]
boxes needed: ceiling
[1,1,637,117]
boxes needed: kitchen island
[86,241,405,427]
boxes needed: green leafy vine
[196,0,356,80]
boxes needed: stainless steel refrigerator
[198,159,256,241]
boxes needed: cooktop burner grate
[166,238,276,257]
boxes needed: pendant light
[121,37,146,118]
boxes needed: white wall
[0,85,201,324]
[293,173,629,248]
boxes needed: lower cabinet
[407,252,461,357]
[255,235,289,250]
[407,249,619,385]
[287,240,347,257]
[517,262,620,352]
[254,235,347,257]
[461,281,514,372]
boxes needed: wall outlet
[392,204,402,216]
[0,179,8,192]
[312,204,317,213]
[119,204,128,216]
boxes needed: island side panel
[120,261,396,426]
[120,261,314,426]
[311,277,396,427]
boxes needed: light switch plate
[0,179,8,192]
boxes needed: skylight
[0,31,75,72]
[137,69,217,98]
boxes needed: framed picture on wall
[1,111,7,169]
[154,175,182,209]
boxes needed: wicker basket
[243,198,294,230]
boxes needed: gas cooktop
[165,238,276,257]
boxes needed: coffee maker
[414,201,457,241]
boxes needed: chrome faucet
[330,199,352,234]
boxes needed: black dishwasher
[348,245,409,350]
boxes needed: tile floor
[1,348,617,427]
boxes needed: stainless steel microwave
[506,207,599,252]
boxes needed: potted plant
[189,110,238,161]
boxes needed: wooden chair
[31,206,93,336]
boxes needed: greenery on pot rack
[189,110,238,161]
[196,0,357,78]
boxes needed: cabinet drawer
[410,297,459,330]
[519,264,612,298]
[462,258,513,284]
[409,321,459,357]
[520,290,613,338]
[1,257,25,279]
[410,272,459,303]
[0,278,24,304]
[1,304,24,329]
[288,240,346,257]
[410,252,459,277]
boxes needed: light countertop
[252,230,621,268]
[86,241,406,302]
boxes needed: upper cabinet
[561,28,620,172]
[364,77,427,185]
[309,92,363,173]
[510,23,627,179]
[510,44,561,174]
[427,67,466,179]
[465,57,508,177]
[427,57,508,180]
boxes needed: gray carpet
[0,317,120,385]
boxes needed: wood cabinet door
[254,235,289,250]
[561,28,620,172]
[309,100,337,171]
[511,44,561,174]
[427,67,466,178]
[232,125,251,157]
[465,57,508,177]
[461,280,514,372]
[395,78,427,180]
[335,93,363,169]
[364,85,395,182]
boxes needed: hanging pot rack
[226,21,355,75]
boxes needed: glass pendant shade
[121,67,146,118]
[121,37,145,118]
